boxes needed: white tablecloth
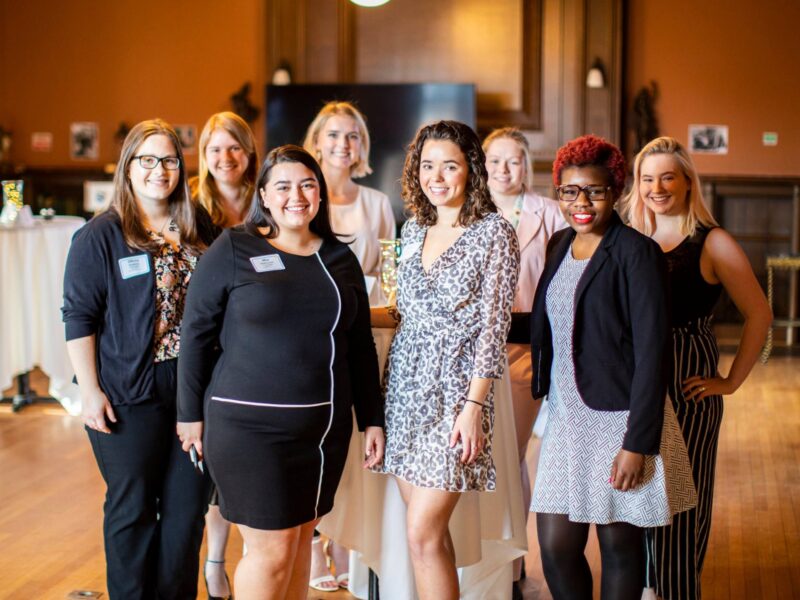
[319,328,528,599]
[0,216,85,413]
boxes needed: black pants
[87,360,210,600]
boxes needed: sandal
[336,573,350,590]
[309,537,338,592]
[329,541,350,589]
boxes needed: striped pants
[645,318,723,600]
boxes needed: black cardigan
[529,212,669,455]
[62,208,219,406]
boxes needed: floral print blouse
[151,222,197,362]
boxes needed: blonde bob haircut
[482,127,534,190]
[622,136,717,237]
[302,101,372,178]
[195,111,258,227]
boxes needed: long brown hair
[110,119,206,254]
[194,111,258,227]
[403,120,496,227]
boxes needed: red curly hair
[552,134,627,197]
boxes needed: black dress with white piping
[178,227,383,530]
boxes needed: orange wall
[0,0,266,169]
[626,0,800,177]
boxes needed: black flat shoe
[512,579,524,600]
[204,559,233,600]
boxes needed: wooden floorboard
[1,354,798,599]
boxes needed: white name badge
[118,254,150,279]
[250,254,286,273]
[399,241,421,262]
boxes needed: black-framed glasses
[133,155,181,170]
[555,184,610,202]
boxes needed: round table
[0,216,85,413]
[318,329,528,600]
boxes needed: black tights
[537,513,644,600]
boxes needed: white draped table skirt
[318,328,528,599]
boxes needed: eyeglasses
[555,184,610,202]
[133,155,181,170]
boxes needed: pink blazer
[513,191,567,312]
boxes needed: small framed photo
[84,181,114,213]
[174,124,197,154]
[689,125,729,154]
[70,122,99,160]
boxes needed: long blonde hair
[194,111,258,227]
[110,119,205,254]
[302,101,372,178]
[482,127,534,190]
[622,136,717,237]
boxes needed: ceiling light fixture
[350,0,391,7]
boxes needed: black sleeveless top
[663,226,723,328]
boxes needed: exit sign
[762,132,778,146]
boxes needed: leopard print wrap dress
[380,212,520,492]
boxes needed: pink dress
[507,192,566,409]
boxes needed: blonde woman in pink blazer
[484,127,566,594]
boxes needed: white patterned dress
[380,212,520,492]
[530,250,696,526]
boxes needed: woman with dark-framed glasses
[528,135,695,599]
[63,119,219,599]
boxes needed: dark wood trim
[477,0,543,131]
[337,0,356,82]
[700,174,800,186]
[265,0,307,81]
[337,0,543,131]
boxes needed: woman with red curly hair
[528,135,695,599]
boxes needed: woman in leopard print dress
[378,120,520,599]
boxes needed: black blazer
[62,207,219,406]
[529,212,669,455]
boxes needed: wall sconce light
[350,0,390,6]
[272,61,292,86]
[586,59,606,89]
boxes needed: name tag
[399,241,421,262]
[118,254,150,279]
[250,254,285,273]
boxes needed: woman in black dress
[177,145,385,600]
[63,119,217,599]
[622,136,771,600]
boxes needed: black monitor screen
[265,83,476,223]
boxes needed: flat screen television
[265,83,476,224]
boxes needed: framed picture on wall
[84,181,114,213]
[70,122,99,160]
[175,124,197,154]
[689,124,728,154]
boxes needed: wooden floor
[1,353,798,599]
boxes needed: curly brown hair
[402,120,496,227]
